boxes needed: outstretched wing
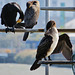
[36,36,53,59]
[52,34,73,60]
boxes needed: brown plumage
[23,1,40,41]
[46,21,73,60]
[30,20,59,71]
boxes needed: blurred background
[0,0,74,75]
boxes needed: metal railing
[38,60,75,75]
[0,0,75,75]
[38,60,75,65]
[0,28,75,33]
[40,7,75,11]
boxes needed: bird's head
[46,20,56,30]
[45,20,56,36]
[26,1,40,8]
[10,2,24,23]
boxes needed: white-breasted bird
[46,22,73,61]
[30,20,59,71]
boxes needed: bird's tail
[30,59,41,71]
[23,32,29,41]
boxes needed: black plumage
[30,34,53,71]
[36,36,53,59]
[1,2,24,32]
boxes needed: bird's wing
[1,10,4,25]
[24,7,36,20]
[62,42,73,60]
[52,34,73,60]
[36,35,53,59]
[59,33,72,48]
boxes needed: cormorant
[1,2,24,33]
[30,20,59,71]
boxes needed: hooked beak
[28,5,31,8]
[45,28,51,35]
[16,19,22,23]
[27,3,31,8]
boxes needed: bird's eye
[53,23,55,25]
[33,1,37,5]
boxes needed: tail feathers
[23,32,29,41]
[30,59,41,71]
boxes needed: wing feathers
[36,36,53,59]
[52,34,73,60]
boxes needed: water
[0,64,73,75]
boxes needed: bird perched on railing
[30,20,59,71]
[23,0,40,41]
[46,21,73,61]
[1,2,24,33]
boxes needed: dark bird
[1,2,24,32]
[46,21,73,60]
[23,1,40,41]
[30,20,59,71]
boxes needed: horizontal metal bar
[38,60,75,64]
[0,29,75,33]
[0,29,44,33]
[58,29,75,33]
[40,7,75,11]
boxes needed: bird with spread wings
[30,20,59,71]
[46,21,73,60]
[52,33,73,60]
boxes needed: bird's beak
[28,5,32,8]
[45,29,51,35]
[16,19,22,23]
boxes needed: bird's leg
[44,57,47,60]
[36,22,37,24]
[48,56,52,66]
[48,56,52,61]
[11,25,15,33]
[5,26,10,33]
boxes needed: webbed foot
[48,56,52,66]
[5,28,10,33]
